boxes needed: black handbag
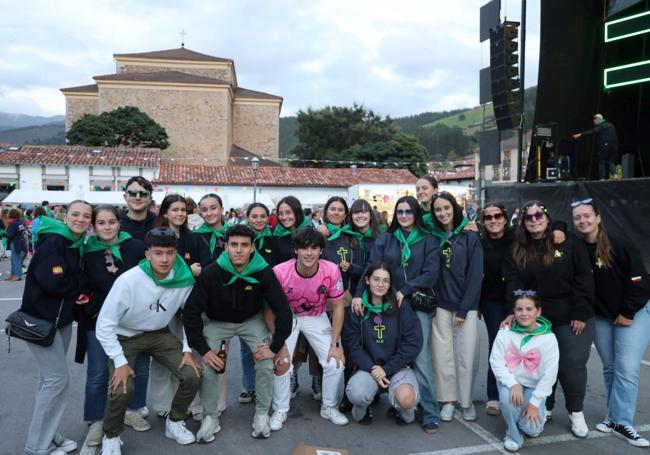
[5,299,64,351]
[402,259,437,314]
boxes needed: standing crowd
[5,174,649,454]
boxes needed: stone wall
[232,103,280,159]
[98,86,231,162]
[65,97,99,131]
[116,63,231,83]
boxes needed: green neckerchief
[250,224,273,250]
[273,217,312,238]
[429,217,469,246]
[34,216,85,251]
[378,224,388,233]
[393,227,426,266]
[510,316,553,348]
[361,290,392,320]
[194,222,230,255]
[327,223,363,243]
[83,231,132,261]
[216,250,269,285]
[138,254,195,288]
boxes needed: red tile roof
[93,71,230,86]
[0,145,160,168]
[235,87,282,101]
[60,84,98,93]
[155,162,416,187]
[432,168,476,182]
[113,48,232,63]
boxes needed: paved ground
[1,259,649,455]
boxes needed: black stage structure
[530,0,650,181]
[485,178,650,269]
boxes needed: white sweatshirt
[96,266,194,368]
[489,326,559,408]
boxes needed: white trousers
[431,308,479,408]
[272,313,344,412]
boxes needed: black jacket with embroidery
[20,233,87,326]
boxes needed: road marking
[409,423,650,455]
[0,298,22,300]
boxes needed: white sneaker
[440,403,455,422]
[50,450,67,455]
[86,421,104,447]
[53,433,77,453]
[462,404,477,421]
[165,417,196,445]
[196,415,221,443]
[270,411,288,431]
[486,400,501,416]
[569,411,589,438]
[101,435,122,455]
[320,405,349,425]
[251,414,271,439]
[503,438,521,452]
[139,406,150,418]
[124,409,151,432]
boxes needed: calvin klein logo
[149,299,167,312]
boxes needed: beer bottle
[216,340,227,374]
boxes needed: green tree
[290,104,396,159]
[338,133,428,176]
[65,114,115,146]
[67,106,169,149]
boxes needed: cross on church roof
[180,29,187,48]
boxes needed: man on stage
[572,114,619,180]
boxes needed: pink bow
[505,343,541,374]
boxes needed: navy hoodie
[119,210,156,242]
[20,233,87,326]
[355,230,440,299]
[436,231,484,319]
[323,233,364,293]
[343,299,423,377]
[5,219,27,253]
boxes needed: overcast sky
[1,0,540,118]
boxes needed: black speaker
[479,129,501,165]
[622,152,635,178]
[490,21,522,131]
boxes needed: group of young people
[11,173,649,455]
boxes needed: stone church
[60,47,282,163]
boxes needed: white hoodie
[96,266,193,368]
[489,326,559,408]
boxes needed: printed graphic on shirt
[554,250,564,259]
[149,298,167,312]
[505,342,541,374]
[336,247,349,263]
[52,265,64,275]
[596,256,605,269]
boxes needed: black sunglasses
[126,189,151,198]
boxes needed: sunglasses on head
[483,213,504,222]
[523,211,545,223]
[127,189,151,198]
[396,209,415,217]
[570,198,593,208]
[148,227,175,238]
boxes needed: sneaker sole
[440,414,454,422]
[571,428,589,439]
[164,430,195,445]
[613,430,650,447]
[197,426,221,444]
[595,424,613,434]
[486,408,501,416]
[320,411,349,426]
[124,420,151,432]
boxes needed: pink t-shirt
[273,259,345,317]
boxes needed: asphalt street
[0,259,649,455]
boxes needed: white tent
[2,189,166,206]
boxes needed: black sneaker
[339,396,353,413]
[290,370,299,399]
[238,390,255,404]
[359,405,373,425]
[311,376,322,401]
[613,424,650,447]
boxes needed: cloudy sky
[1,0,540,118]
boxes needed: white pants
[272,313,344,412]
[431,308,479,408]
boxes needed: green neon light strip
[604,59,650,89]
[605,9,650,42]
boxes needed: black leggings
[546,319,595,412]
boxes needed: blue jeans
[480,300,508,401]
[84,330,150,422]
[593,302,650,427]
[497,382,546,446]
[240,338,256,391]
[10,243,22,277]
[412,310,440,426]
